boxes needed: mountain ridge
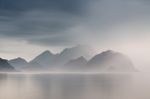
[87,50,136,72]
[7,45,137,72]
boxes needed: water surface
[0,73,148,99]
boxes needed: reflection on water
[0,73,148,99]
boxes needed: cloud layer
[0,0,150,46]
[0,0,89,46]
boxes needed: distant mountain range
[0,45,137,72]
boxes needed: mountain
[28,45,94,70]
[53,45,94,66]
[87,50,136,72]
[9,57,28,70]
[30,50,55,68]
[17,45,136,72]
[63,56,87,71]
[0,58,16,72]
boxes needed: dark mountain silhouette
[9,57,28,70]
[0,58,16,72]
[63,56,87,71]
[87,50,136,72]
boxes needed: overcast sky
[0,0,150,71]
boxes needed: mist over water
[0,0,149,98]
[0,73,148,99]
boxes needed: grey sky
[0,0,150,71]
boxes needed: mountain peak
[16,57,23,60]
[41,50,53,56]
[63,56,87,71]
[11,57,27,62]
[87,50,136,72]
[75,56,87,62]
[9,57,28,70]
[60,45,94,58]
[30,50,55,67]
[54,45,93,66]
[31,50,54,61]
